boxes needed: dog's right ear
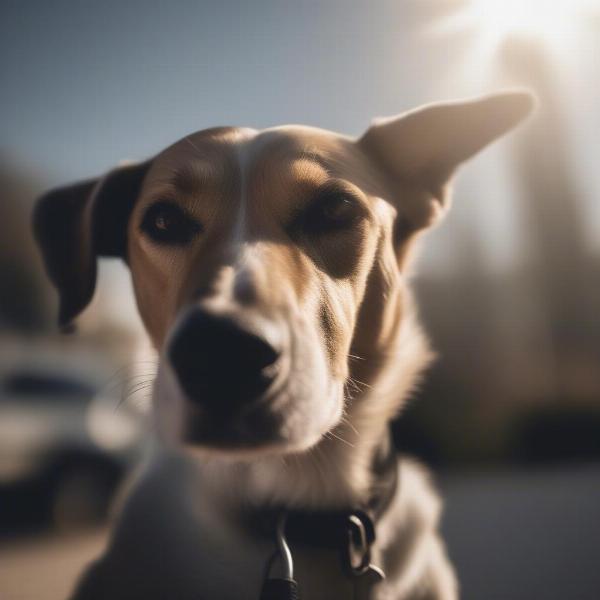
[33,161,151,329]
[358,91,534,231]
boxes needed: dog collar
[253,431,399,600]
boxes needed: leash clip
[260,512,299,600]
[342,511,376,576]
[342,511,386,600]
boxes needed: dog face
[129,126,387,452]
[34,93,532,456]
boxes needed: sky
[1,0,441,179]
[1,0,598,276]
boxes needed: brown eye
[140,201,202,245]
[321,196,355,221]
[301,193,363,235]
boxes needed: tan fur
[35,93,533,600]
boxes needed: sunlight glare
[436,0,598,50]
[470,0,590,42]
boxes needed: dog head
[34,92,532,457]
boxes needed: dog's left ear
[359,91,535,229]
[33,161,151,329]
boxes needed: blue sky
[1,0,443,180]
[2,0,598,272]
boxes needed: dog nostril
[167,309,281,408]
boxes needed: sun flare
[470,0,580,41]
[436,0,598,51]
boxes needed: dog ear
[33,161,151,329]
[359,91,534,229]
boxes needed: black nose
[167,309,280,411]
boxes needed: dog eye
[302,194,362,235]
[140,201,202,245]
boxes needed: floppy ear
[33,161,151,329]
[359,91,534,229]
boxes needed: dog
[34,91,532,600]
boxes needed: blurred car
[0,359,147,533]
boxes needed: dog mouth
[155,362,342,455]
[178,373,336,453]
[177,367,293,447]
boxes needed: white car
[0,358,147,532]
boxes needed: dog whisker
[347,376,374,391]
[100,361,159,396]
[344,379,367,401]
[114,380,155,411]
[123,382,154,399]
[325,430,355,448]
[339,415,359,437]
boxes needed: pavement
[441,462,600,600]
[0,529,107,600]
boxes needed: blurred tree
[0,159,53,333]
[499,37,600,404]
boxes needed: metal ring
[344,513,372,575]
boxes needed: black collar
[247,432,399,599]
[245,430,399,562]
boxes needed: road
[0,529,107,600]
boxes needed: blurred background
[1,1,599,598]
